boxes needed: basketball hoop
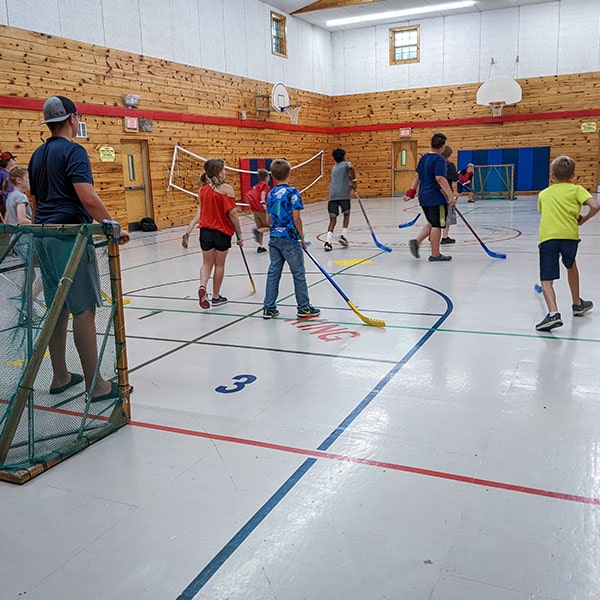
[283,105,301,125]
[489,101,506,117]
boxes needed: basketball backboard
[476,76,522,106]
[271,82,290,113]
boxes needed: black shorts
[200,228,232,252]
[422,205,447,229]
[328,199,351,218]
[539,239,579,281]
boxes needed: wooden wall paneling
[1,24,598,230]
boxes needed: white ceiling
[267,0,557,31]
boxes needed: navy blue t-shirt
[29,137,94,224]
[416,152,448,207]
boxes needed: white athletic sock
[341,228,348,236]
[326,231,333,243]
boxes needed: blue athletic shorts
[539,238,579,281]
[200,227,232,252]
[422,204,447,229]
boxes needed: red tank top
[199,184,236,236]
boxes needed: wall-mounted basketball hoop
[271,82,301,124]
[489,101,506,117]
[476,76,522,117]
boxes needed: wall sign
[99,147,116,162]
[124,116,139,132]
[581,122,597,133]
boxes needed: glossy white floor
[3,195,600,600]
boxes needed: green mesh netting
[0,224,129,483]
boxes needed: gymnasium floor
[3,195,600,600]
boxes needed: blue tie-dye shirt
[267,184,304,241]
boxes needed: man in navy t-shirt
[29,95,130,402]
[403,132,457,262]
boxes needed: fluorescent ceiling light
[326,1,476,27]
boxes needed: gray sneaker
[409,239,419,258]
[536,312,563,331]
[572,299,593,316]
[428,254,452,262]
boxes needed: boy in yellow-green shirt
[536,156,599,331]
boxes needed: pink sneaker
[198,286,210,309]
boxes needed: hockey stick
[454,206,507,260]
[355,193,392,253]
[398,213,421,229]
[239,246,256,293]
[303,247,386,327]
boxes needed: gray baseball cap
[42,95,78,124]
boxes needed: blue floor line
[176,286,453,600]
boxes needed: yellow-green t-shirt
[538,183,591,243]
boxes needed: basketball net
[489,101,506,117]
[283,105,301,125]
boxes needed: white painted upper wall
[332,0,600,95]
[0,0,597,97]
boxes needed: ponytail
[4,165,27,193]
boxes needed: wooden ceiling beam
[292,0,382,15]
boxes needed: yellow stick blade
[347,301,386,328]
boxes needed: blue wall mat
[532,147,551,190]
[457,151,473,171]
[516,148,534,190]
[502,148,520,184]
[457,146,550,192]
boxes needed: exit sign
[399,128,412,137]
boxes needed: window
[271,11,287,58]
[390,26,420,65]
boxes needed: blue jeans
[263,237,310,310]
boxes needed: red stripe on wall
[2,95,599,134]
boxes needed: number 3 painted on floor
[215,374,257,394]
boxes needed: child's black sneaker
[409,239,419,258]
[536,313,563,331]
[262,307,279,319]
[211,295,228,307]
[440,237,455,244]
[338,235,349,246]
[572,299,593,316]
[324,242,333,252]
[257,246,267,253]
[429,254,452,262]
[297,305,320,319]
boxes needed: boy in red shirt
[244,168,271,253]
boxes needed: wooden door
[392,140,418,196]
[121,140,151,227]
[597,132,600,194]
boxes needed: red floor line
[130,419,600,506]
[3,401,597,504]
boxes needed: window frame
[271,11,288,58]
[389,25,420,65]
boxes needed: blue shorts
[199,228,232,252]
[539,239,579,281]
[422,204,447,228]
[35,235,102,315]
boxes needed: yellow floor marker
[7,351,50,367]
[332,259,374,267]
[102,291,131,305]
